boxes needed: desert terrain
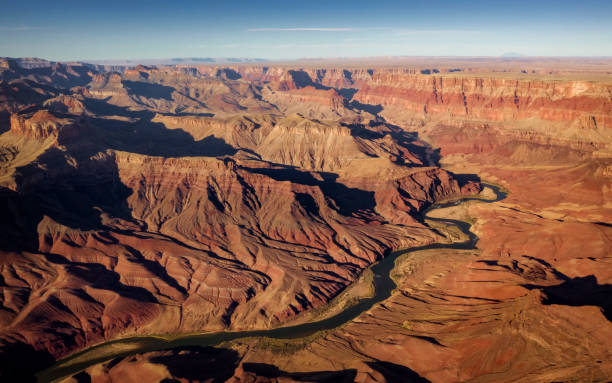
[0,56,610,382]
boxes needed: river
[36,184,506,382]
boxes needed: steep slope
[354,73,612,152]
[152,113,427,171]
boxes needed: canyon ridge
[0,56,610,382]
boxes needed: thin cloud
[247,27,389,32]
[394,29,480,35]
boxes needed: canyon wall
[0,59,610,382]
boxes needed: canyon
[0,57,610,382]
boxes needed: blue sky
[1,0,611,60]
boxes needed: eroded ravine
[36,184,507,383]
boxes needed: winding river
[37,184,506,382]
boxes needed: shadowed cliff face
[56,345,433,383]
[0,341,54,382]
[525,274,612,321]
[1,60,611,383]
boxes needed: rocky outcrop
[42,95,86,115]
[152,113,427,171]
[9,110,78,140]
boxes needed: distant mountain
[500,52,525,58]
[84,57,268,66]
[170,57,215,63]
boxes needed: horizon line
[5,55,612,64]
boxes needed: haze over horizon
[1,0,611,61]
